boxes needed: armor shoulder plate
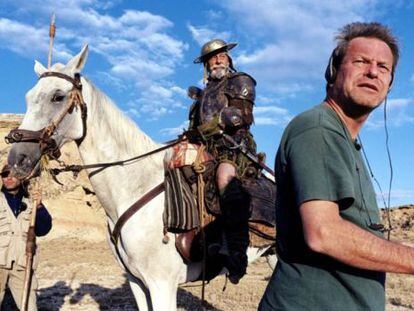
[225,72,256,103]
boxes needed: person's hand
[183,129,201,142]
[197,116,223,140]
[32,191,42,206]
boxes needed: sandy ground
[0,115,414,310]
[2,233,414,311]
[35,239,273,311]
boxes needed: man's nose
[366,63,379,78]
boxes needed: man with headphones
[259,22,414,310]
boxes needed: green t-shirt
[260,104,385,311]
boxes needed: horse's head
[7,45,89,179]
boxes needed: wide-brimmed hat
[193,39,237,64]
[1,164,11,174]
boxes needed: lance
[21,177,41,311]
[47,13,56,70]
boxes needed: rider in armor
[187,39,257,284]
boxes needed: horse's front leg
[129,273,180,311]
[127,275,153,311]
[147,278,179,311]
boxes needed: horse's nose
[11,152,31,167]
[8,142,41,179]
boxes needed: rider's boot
[218,178,251,284]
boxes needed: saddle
[163,141,276,280]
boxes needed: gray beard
[210,66,229,80]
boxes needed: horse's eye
[52,93,65,102]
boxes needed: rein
[49,137,184,180]
[49,137,184,246]
[5,71,87,157]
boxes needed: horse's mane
[83,77,161,157]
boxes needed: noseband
[5,72,87,159]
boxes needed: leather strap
[5,128,43,143]
[49,136,185,178]
[111,182,165,245]
[6,72,88,158]
[39,71,82,89]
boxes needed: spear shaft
[21,178,41,311]
[47,13,56,70]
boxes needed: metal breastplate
[199,78,228,124]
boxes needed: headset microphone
[354,140,361,151]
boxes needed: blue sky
[0,1,413,206]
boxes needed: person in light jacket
[0,164,52,311]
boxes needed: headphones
[324,46,394,90]
[324,47,341,85]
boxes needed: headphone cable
[358,97,393,240]
[384,97,394,240]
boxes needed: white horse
[8,45,273,311]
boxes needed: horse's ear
[66,44,89,74]
[34,60,47,77]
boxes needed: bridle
[5,70,185,180]
[5,71,88,158]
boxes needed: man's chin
[210,68,228,80]
[344,99,381,117]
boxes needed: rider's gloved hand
[183,129,201,142]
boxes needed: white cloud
[119,10,172,30]
[1,1,189,119]
[125,107,140,119]
[133,83,187,118]
[160,120,189,137]
[387,98,413,109]
[205,10,225,22]
[170,86,188,98]
[254,95,293,126]
[94,1,121,10]
[255,106,289,115]
[366,97,414,129]
[385,97,414,127]
[256,95,275,105]
[377,188,414,207]
[187,24,231,46]
[215,0,383,93]
[254,104,292,126]
[0,18,72,60]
